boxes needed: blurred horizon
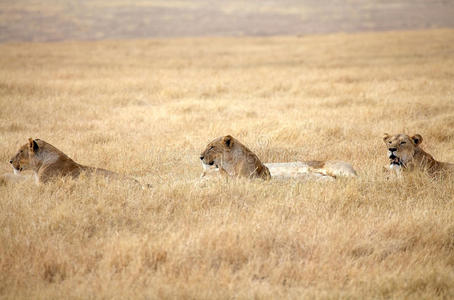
[1,0,454,42]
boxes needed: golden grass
[1,29,454,298]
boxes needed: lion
[200,135,357,180]
[9,138,149,187]
[383,133,454,176]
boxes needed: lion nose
[200,156,204,160]
[9,160,12,164]
[389,148,397,152]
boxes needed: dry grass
[1,29,454,298]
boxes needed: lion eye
[388,141,392,144]
[400,141,406,145]
[209,146,214,150]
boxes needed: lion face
[199,135,234,168]
[9,143,31,174]
[383,133,423,168]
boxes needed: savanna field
[1,29,454,298]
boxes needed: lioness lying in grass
[200,135,357,180]
[8,138,149,187]
[383,133,454,177]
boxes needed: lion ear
[383,133,390,143]
[411,134,423,146]
[28,138,39,152]
[223,135,234,148]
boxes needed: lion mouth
[388,152,403,166]
[389,157,403,166]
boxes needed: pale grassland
[1,29,454,299]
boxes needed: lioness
[10,138,148,187]
[383,133,454,176]
[200,135,357,180]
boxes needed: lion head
[199,135,271,180]
[383,133,423,168]
[9,141,33,174]
[199,135,234,168]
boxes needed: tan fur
[200,135,357,180]
[9,143,31,174]
[264,160,357,180]
[383,133,454,176]
[200,135,271,180]
[0,173,32,185]
[10,138,146,186]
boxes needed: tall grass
[1,29,454,298]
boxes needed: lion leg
[308,167,335,178]
[0,173,32,185]
[322,161,358,177]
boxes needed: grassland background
[1,29,454,298]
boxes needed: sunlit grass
[1,29,454,298]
